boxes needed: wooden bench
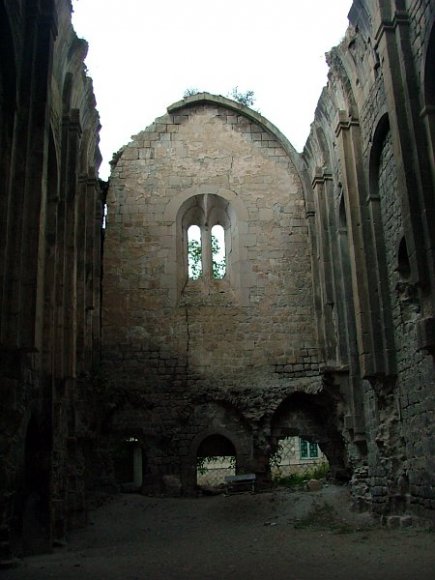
[225,473,256,494]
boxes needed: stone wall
[304,0,435,523]
[102,95,347,494]
[2,0,434,563]
[103,2,435,522]
[0,0,103,564]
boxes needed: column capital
[374,10,409,47]
[335,111,360,137]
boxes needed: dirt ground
[2,485,434,580]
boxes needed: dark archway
[196,434,237,489]
[113,437,144,491]
[182,406,253,495]
[271,392,348,482]
[197,433,236,457]
[367,113,397,373]
[12,415,52,556]
[397,236,411,280]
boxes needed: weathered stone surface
[304,0,435,525]
[0,0,103,563]
[1,0,435,565]
[103,94,337,495]
[162,475,182,497]
[102,0,435,524]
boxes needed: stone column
[75,174,87,375]
[312,170,337,366]
[92,180,104,365]
[63,109,81,380]
[84,174,100,369]
[374,3,435,306]
[2,8,57,350]
[335,112,375,378]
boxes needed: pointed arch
[327,49,359,118]
[271,391,348,480]
[369,112,391,196]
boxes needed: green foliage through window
[197,455,236,475]
[211,226,225,279]
[188,238,202,279]
[188,233,226,280]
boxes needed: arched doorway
[270,392,348,483]
[269,435,328,483]
[113,437,144,492]
[196,434,237,490]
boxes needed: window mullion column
[202,226,212,284]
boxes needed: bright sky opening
[71,0,353,179]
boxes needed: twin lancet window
[180,194,231,284]
[187,224,226,280]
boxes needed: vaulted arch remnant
[196,434,237,489]
[271,392,348,482]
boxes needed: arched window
[187,225,202,280]
[211,224,226,279]
[179,194,233,288]
[397,236,411,280]
[186,223,226,281]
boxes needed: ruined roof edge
[167,92,301,164]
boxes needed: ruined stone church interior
[1,0,434,567]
